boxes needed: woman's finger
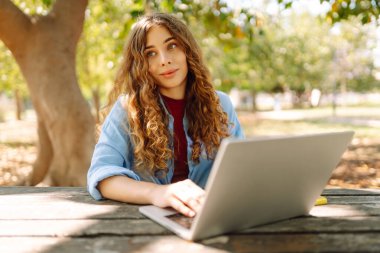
[172,180,205,213]
[169,195,196,217]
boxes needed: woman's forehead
[145,25,173,46]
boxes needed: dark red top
[161,94,189,183]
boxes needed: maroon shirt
[161,94,189,183]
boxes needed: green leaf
[42,0,53,7]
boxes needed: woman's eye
[168,43,177,50]
[146,51,156,57]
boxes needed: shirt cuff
[87,166,141,200]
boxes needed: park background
[0,0,379,188]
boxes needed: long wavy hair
[103,13,229,175]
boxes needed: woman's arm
[98,176,157,204]
[98,176,205,217]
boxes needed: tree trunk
[13,88,23,120]
[144,0,153,14]
[92,88,101,124]
[0,0,95,186]
[251,89,257,112]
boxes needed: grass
[237,108,380,140]
[1,106,379,142]
[244,119,379,139]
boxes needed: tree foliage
[322,0,380,24]
[1,0,379,114]
[0,46,25,96]
[278,0,380,24]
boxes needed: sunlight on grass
[238,111,380,139]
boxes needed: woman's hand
[151,179,205,217]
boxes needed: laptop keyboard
[166,213,194,229]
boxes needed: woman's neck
[158,85,186,100]
[160,93,186,102]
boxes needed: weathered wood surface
[1,234,380,253]
[0,187,379,253]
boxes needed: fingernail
[189,211,195,217]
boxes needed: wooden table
[0,187,379,253]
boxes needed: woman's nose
[160,52,172,66]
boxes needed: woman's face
[145,25,188,99]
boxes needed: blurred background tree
[0,46,27,120]
[0,0,94,186]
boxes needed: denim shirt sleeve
[216,91,245,139]
[87,97,140,200]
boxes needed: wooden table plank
[322,188,380,196]
[0,187,143,219]
[0,202,143,219]
[0,236,229,253]
[310,204,380,216]
[1,186,378,196]
[1,234,380,253]
[1,216,380,237]
[1,187,379,220]
[0,204,378,220]
[0,186,86,194]
[1,203,379,220]
[324,195,380,204]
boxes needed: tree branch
[0,0,31,52]
[50,0,89,44]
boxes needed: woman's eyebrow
[145,37,175,50]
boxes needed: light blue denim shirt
[87,91,245,200]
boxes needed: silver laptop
[139,131,354,241]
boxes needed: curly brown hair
[103,13,229,175]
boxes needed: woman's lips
[160,69,178,77]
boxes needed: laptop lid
[189,131,354,240]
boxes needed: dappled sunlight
[310,204,369,217]
[358,188,380,194]
[0,237,71,253]
[0,190,122,219]
[0,219,99,237]
[130,236,209,252]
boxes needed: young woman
[87,13,244,217]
